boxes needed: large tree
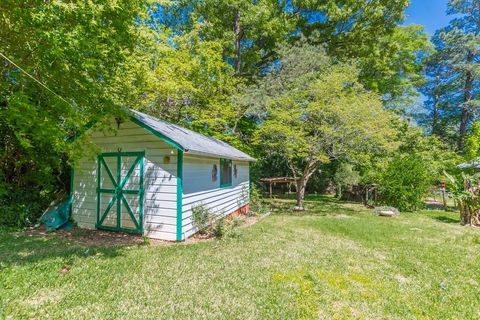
[0,1,150,226]
[155,0,295,77]
[424,0,480,151]
[250,44,397,208]
[293,1,430,103]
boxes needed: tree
[251,43,398,208]
[154,0,295,78]
[0,1,150,227]
[334,163,360,199]
[424,0,480,151]
[156,0,430,105]
[379,154,431,211]
[292,1,430,105]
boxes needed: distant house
[71,110,255,241]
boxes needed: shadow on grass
[432,215,460,224]
[264,194,362,216]
[0,232,128,268]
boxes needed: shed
[71,110,255,241]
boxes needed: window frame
[219,158,233,188]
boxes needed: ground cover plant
[1,196,479,319]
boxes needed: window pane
[220,159,232,186]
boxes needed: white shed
[71,110,255,241]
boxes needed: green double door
[96,152,144,233]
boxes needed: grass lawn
[1,196,480,319]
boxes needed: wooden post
[269,181,272,198]
[442,188,447,210]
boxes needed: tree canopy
[0,0,473,227]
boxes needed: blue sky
[404,0,452,35]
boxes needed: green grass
[1,196,480,319]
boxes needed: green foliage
[191,203,212,235]
[422,0,480,150]
[249,42,398,206]
[466,122,480,160]
[191,203,245,239]
[444,171,480,225]
[334,163,360,198]
[0,1,151,228]
[379,154,432,211]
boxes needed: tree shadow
[0,230,135,269]
[264,194,362,216]
[432,215,460,224]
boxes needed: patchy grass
[1,196,480,319]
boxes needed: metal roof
[130,110,255,161]
[458,161,480,170]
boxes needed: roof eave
[185,149,256,162]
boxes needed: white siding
[71,120,180,241]
[181,155,250,239]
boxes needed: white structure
[71,110,254,241]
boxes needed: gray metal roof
[130,110,255,161]
[458,161,480,170]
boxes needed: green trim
[99,157,117,187]
[69,166,74,216]
[67,116,184,153]
[129,116,184,151]
[66,120,96,142]
[116,154,121,230]
[97,159,101,225]
[176,150,184,241]
[219,158,233,188]
[96,152,145,234]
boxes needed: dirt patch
[19,214,266,247]
[20,226,145,247]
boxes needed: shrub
[334,162,360,199]
[378,154,431,211]
[191,203,212,235]
[191,203,245,239]
[249,183,269,215]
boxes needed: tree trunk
[432,93,439,135]
[233,9,242,76]
[296,178,307,208]
[294,159,319,209]
[458,51,474,152]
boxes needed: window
[220,159,232,187]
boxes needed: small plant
[192,203,212,235]
[191,203,245,239]
[249,183,269,216]
[142,236,151,246]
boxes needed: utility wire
[0,51,75,109]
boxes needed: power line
[0,51,75,109]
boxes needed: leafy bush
[379,154,432,211]
[249,183,269,215]
[0,184,56,230]
[191,203,212,235]
[334,162,360,198]
[191,203,245,239]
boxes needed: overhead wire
[0,51,75,108]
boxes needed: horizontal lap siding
[72,120,179,240]
[181,155,250,239]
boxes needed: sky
[404,0,452,35]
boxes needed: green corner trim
[69,166,74,216]
[176,150,184,241]
[129,116,184,151]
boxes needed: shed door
[96,152,144,233]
